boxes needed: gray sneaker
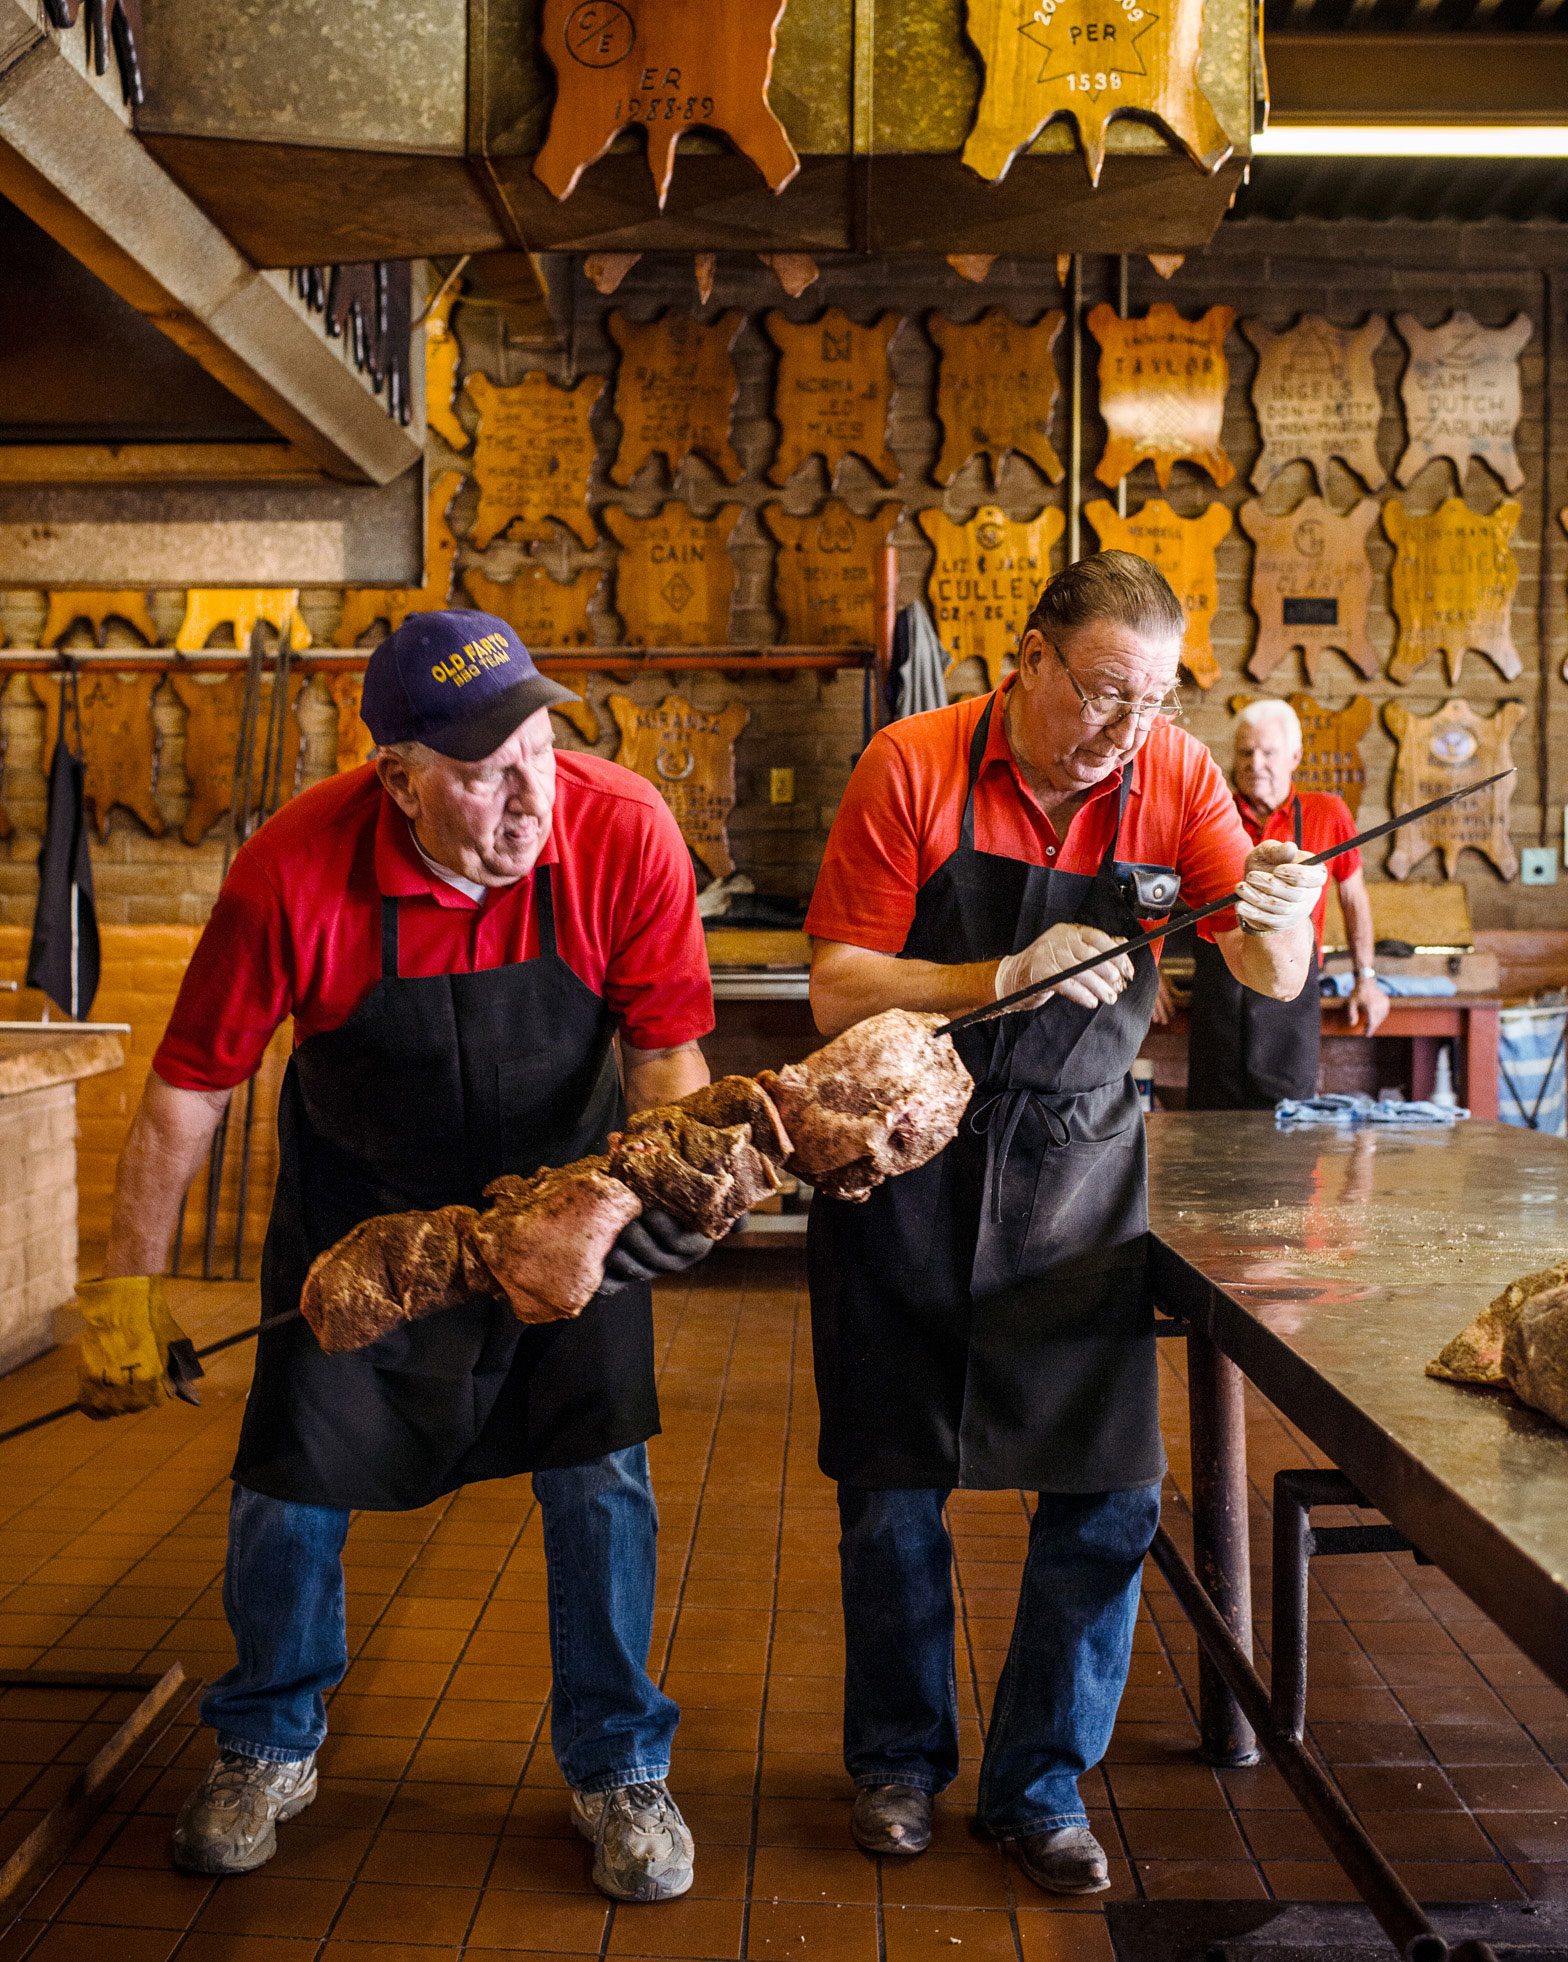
[570,1779,694,1902]
[170,1749,317,1875]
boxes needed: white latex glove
[1235,840,1328,936]
[995,923,1135,1011]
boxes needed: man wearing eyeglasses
[802,553,1325,1895]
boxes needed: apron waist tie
[969,1089,1071,1226]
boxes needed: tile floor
[0,1254,1557,1961]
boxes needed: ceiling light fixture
[1254,124,1568,158]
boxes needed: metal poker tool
[934,768,1514,1041]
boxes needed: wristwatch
[1356,964,1378,981]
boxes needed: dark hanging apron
[1186,795,1320,1111]
[809,693,1166,1495]
[234,860,659,1511]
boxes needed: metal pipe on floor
[1150,1526,1497,1962]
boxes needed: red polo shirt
[1237,789,1360,952]
[154,756,714,1094]
[806,682,1254,952]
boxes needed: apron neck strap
[958,694,998,853]
[1090,764,1134,884]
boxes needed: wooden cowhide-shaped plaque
[425,280,469,453]
[1088,303,1235,489]
[766,309,900,488]
[918,504,1065,687]
[605,504,740,647]
[608,310,743,483]
[34,672,165,838]
[929,308,1065,486]
[1382,697,1525,882]
[608,692,749,878]
[1383,496,1522,686]
[766,504,898,648]
[1243,315,1387,494]
[960,0,1231,187]
[1394,311,1531,494]
[170,672,305,844]
[533,0,799,207]
[465,370,603,549]
[1084,497,1231,689]
[175,590,311,654]
[41,591,158,649]
[1239,496,1380,685]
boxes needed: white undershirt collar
[409,823,488,904]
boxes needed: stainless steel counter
[1145,1111,1568,1697]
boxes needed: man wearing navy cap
[87,613,720,1899]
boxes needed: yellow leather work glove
[75,1277,205,1420]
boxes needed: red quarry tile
[883,1907,1020,1962]
[746,1900,878,1961]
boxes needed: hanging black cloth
[1186,794,1320,1111]
[808,690,1167,1494]
[25,664,100,1019]
[235,859,657,1511]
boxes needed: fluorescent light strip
[1255,124,1568,157]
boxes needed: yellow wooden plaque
[175,589,311,654]
[330,674,376,774]
[1382,697,1525,882]
[607,309,743,483]
[461,560,604,745]
[335,471,464,648]
[1243,315,1386,494]
[533,0,799,207]
[766,504,897,648]
[1238,495,1380,685]
[464,370,604,549]
[34,673,165,838]
[608,692,749,878]
[425,280,469,453]
[766,309,899,487]
[170,672,304,843]
[961,0,1231,187]
[1393,311,1532,495]
[1088,303,1235,489]
[929,308,1065,485]
[1230,690,1373,818]
[604,504,740,646]
[1383,496,1522,686]
[41,590,157,649]
[1083,497,1230,688]
[918,504,1065,687]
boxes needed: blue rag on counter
[1275,1093,1468,1128]
[1321,972,1458,999]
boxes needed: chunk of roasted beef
[301,1205,494,1354]
[609,1110,782,1239]
[758,1008,973,1204]
[472,1157,643,1325]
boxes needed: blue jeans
[838,1481,1160,1838]
[202,1445,679,1792]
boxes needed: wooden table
[1146,1112,1566,1962]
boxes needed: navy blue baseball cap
[360,610,579,762]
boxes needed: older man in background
[1184,696,1389,1109]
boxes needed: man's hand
[594,1207,737,1300]
[76,1277,204,1419]
[1347,975,1391,1037]
[995,923,1134,1011]
[1149,974,1175,1028]
[1236,841,1328,937]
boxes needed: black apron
[234,860,659,1511]
[809,693,1165,1495]
[1186,795,1320,1111]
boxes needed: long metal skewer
[936,769,1515,1040]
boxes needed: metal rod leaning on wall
[1068,255,1083,564]
[1116,255,1129,521]
[1149,1524,1499,1962]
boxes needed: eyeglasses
[1049,642,1183,728]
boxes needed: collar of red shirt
[371,785,559,911]
[980,679,1144,814]
[1234,786,1298,840]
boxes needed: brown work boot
[850,1783,933,1856]
[1012,1824,1110,1895]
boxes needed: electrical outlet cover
[1521,847,1558,886]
